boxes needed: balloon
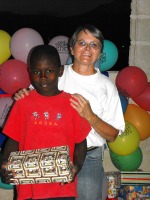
[107,121,140,155]
[0,88,7,94]
[0,177,14,190]
[10,28,44,63]
[101,71,109,77]
[100,40,118,71]
[119,93,128,114]
[110,147,143,171]
[66,54,74,65]
[94,59,100,69]
[116,66,148,98]
[132,83,150,111]
[0,30,11,65]
[0,59,31,94]
[124,104,150,141]
[0,132,7,147]
[49,35,69,65]
[0,96,14,127]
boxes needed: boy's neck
[36,90,62,96]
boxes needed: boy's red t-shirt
[3,90,91,200]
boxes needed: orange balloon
[124,104,150,140]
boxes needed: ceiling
[0,0,127,17]
[0,0,131,70]
[0,0,114,17]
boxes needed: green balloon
[110,147,143,171]
[107,121,140,156]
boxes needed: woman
[15,24,125,200]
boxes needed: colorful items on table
[105,171,150,200]
[105,171,121,199]
[118,185,150,200]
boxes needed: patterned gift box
[6,145,73,185]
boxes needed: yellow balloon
[124,104,150,140]
[0,30,11,64]
[107,121,140,155]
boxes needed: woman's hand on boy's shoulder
[14,88,32,101]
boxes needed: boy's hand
[68,161,79,183]
[0,161,15,184]
[60,161,79,185]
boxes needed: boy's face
[29,57,61,96]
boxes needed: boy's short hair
[28,45,61,68]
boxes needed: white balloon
[0,96,13,127]
[49,35,69,65]
[10,28,44,63]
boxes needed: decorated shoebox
[118,171,150,200]
[118,185,150,200]
[105,171,150,199]
[6,145,73,185]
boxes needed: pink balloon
[132,83,150,111]
[10,28,44,63]
[0,96,13,127]
[116,66,148,98]
[0,59,31,94]
[48,35,69,65]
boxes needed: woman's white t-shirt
[58,64,125,148]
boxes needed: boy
[0,45,91,200]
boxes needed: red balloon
[0,59,31,94]
[116,66,148,98]
[132,83,150,111]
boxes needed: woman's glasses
[76,40,101,50]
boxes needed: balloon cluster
[108,66,150,171]
[107,121,142,171]
[0,28,70,95]
[0,28,71,130]
[116,66,150,140]
[0,28,44,95]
